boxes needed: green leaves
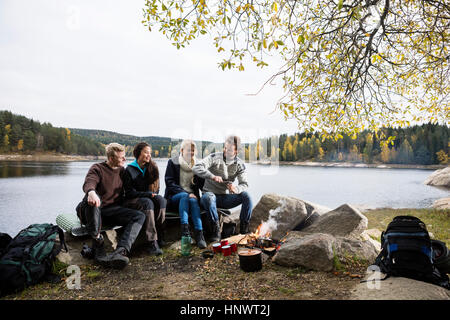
[142,0,450,139]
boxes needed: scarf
[179,155,196,193]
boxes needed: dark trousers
[81,203,146,253]
[124,196,166,242]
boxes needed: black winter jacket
[164,158,204,204]
[123,163,159,200]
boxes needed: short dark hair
[225,135,241,151]
[133,142,151,159]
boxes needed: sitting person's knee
[188,197,199,205]
[240,191,251,200]
[202,192,215,202]
[137,197,154,211]
[135,210,146,223]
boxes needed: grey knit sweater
[192,152,248,195]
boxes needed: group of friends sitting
[76,135,253,270]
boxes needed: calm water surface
[0,160,448,236]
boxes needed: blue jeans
[171,192,203,230]
[200,191,253,224]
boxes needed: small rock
[432,197,450,210]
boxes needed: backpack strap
[57,226,68,253]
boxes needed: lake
[0,160,448,236]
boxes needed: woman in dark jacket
[164,140,206,248]
[123,142,166,255]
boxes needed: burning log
[223,222,288,256]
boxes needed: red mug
[221,240,229,247]
[212,243,222,253]
[229,242,237,253]
[222,245,231,256]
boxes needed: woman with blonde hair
[164,140,206,248]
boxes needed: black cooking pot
[238,248,262,272]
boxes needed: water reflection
[0,161,70,178]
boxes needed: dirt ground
[3,244,368,300]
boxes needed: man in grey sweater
[193,135,253,241]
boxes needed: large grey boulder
[273,231,379,271]
[351,273,450,300]
[424,167,450,189]
[273,233,336,271]
[249,193,330,240]
[302,204,368,238]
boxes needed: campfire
[227,223,286,256]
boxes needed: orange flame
[251,223,271,239]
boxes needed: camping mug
[222,245,231,256]
[212,243,222,253]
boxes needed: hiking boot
[147,240,163,256]
[157,231,167,248]
[209,221,221,243]
[193,229,207,249]
[106,247,130,270]
[240,221,250,234]
[92,235,107,260]
[94,245,129,270]
[181,224,190,237]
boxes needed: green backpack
[0,223,67,296]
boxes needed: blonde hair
[105,143,125,159]
[180,139,197,166]
[180,139,197,153]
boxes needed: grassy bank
[2,208,449,300]
[364,208,450,246]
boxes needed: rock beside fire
[249,193,331,240]
[272,233,336,271]
[273,231,379,271]
[272,204,377,272]
[301,204,368,238]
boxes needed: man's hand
[227,184,238,194]
[87,190,101,207]
[189,193,197,199]
[212,175,223,183]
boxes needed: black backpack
[372,216,449,289]
[0,223,67,296]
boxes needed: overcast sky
[0,0,301,143]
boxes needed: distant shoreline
[0,153,446,170]
[0,153,105,162]
[253,160,446,170]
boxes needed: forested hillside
[70,128,204,158]
[2,110,447,165]
[0,111,103,155]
